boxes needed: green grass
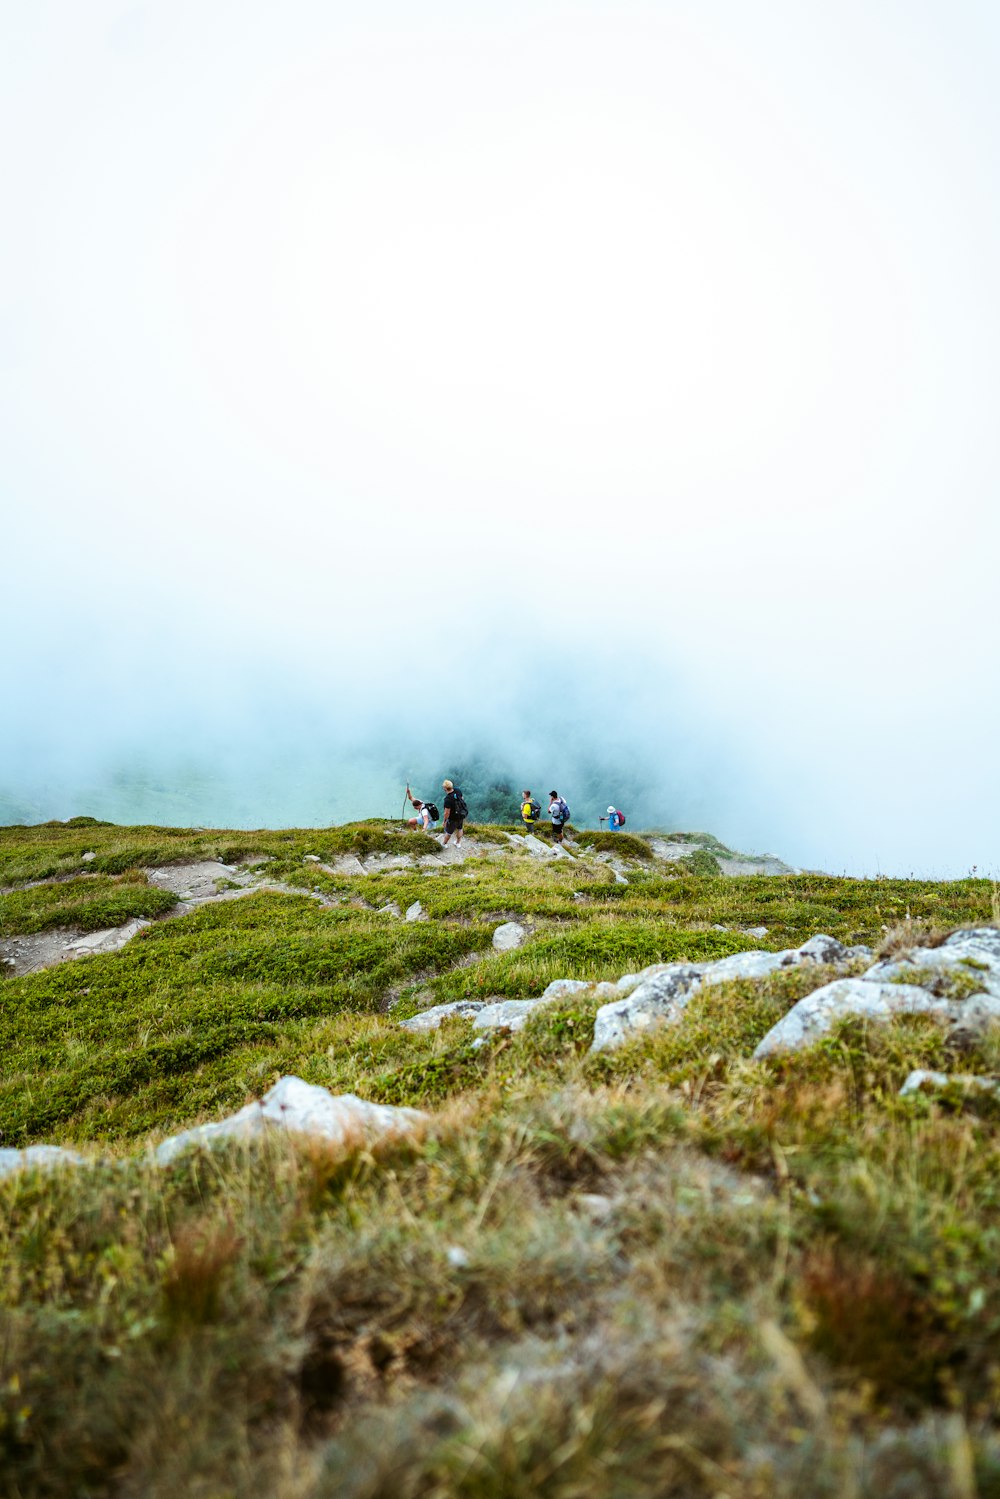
[2,817,1000,1496]
[0,871,179,936]
[570,828,655,859]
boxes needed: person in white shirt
[405,785,435,832]
[548,791,570,843]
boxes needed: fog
[3,1,999,875]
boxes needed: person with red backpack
[607,806,626,831]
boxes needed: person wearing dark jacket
[441,779,467,847]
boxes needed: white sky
[2,1,998,873]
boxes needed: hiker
[606,806,626,831]
[548,790,571,843]
[405,785,439,832]
[521,790,541,830]
[441,779,468,847]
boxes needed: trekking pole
[402,785,409,823]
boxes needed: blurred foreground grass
[1,818,999,1497]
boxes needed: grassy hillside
[2,820,999,1497]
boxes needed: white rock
[900,1069,1000,1098]
[0,1145,85,1180]
[400,1001,486,1032]
[864,928,1000,998]
[446,1245,470,1268]
[156,1076,427,1164]
[65,919,150,956]
[706,950,791,982]
[753,979,1000,1059]
[590,936,857,1053]
[549,843,576,861]
[81,851,96,863]
[576,1192,614,1220]
[493,922,527,952]
[378,902,403,919]
[744,926,768,939]
[540,978,592,1000]
[405,901,427,923]
[523,835,556,858]
[899,1068,950,1095]
[613,870,629,885]
[472,999,545,1033]
[612,963,676,998]
[303,854,321,863]
[590,964,708,1051]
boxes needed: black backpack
[423,801,440,822]
[453,789,469,819]
[527,799,541,821]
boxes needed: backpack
[453,789,469,819]
[423,801,440,823]
[528,799,541,822]
[554,798,570,823]
[614,809,625,827]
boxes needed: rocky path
[1,830,802,979]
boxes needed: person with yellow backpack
[520,791,542,830]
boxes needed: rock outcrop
[590,935,869,1053]
[492,922,527,952]
[155,1076,427,1164]
[753,929,1000,1058]
[0,1145,85,1181]
[900,1069,1000,1099]
[400,1001,487,1033]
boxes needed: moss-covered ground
[1,819,999,1497]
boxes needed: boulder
[590,935,862,1053]
[864,928,1000,998]
[0,1145,85,1181]
[405,901,427,923]
[400,1001,486,1033]
[900,1069,1000,1099]
[753,979,1000,1059]
[378,902,403,919]
[751,928,1000,1059]
[473,999,547,1033]
[540,977,592,1000]
[81,850,96,863]
[156,1076,427,1164]
[493,922,527,952]
[522,834,555,858]
[591,964,709,1051]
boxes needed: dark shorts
[444,816,465,835]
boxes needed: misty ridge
[0,649,722,838]
[3,612,998,880]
